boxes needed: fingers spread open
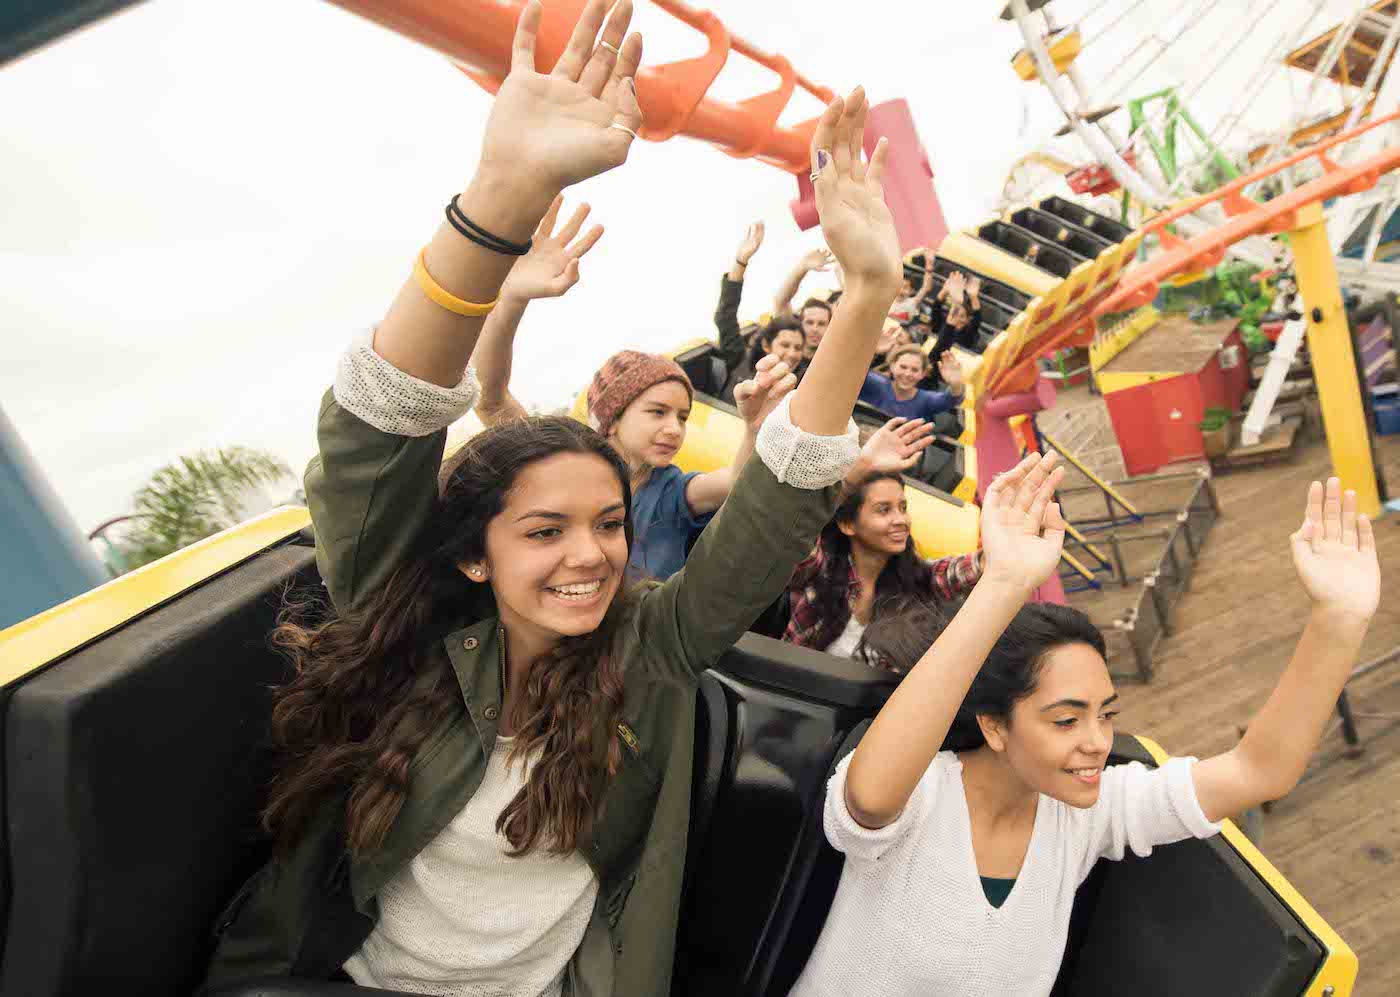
[552,0,609,81]
[511,0,542,74]
[556,202,591,244]
[568,223,605,259]
[1303,480,1323,531]
[537,194,565,238]
[579,0,632,97]
[830,89,862,176]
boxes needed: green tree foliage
[124,447,292,569]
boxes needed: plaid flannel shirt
[784,540,983,656]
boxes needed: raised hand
[859,417,935,475]
[937,351,965,393]
[737,222,766,266]
[800,247,837,273]
[480,0,644,197]
[809,88,901,289]
[501,195,605,302]
[966,275,982,300]
[979,452,1067,594]
[944,271,967,303]
[1290,478,1380,623]
[734,353,798,430]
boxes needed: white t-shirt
[344,736,599,997]
[826,616,867,659]
[789,750,1221,997]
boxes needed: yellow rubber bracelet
[413,248,498,317]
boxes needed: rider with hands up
[791,454,1382,997]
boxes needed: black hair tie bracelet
[445,196,532,257]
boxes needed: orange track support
[325,0,836,174]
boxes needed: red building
[1097,317,1250,475]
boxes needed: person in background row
[928,270,983,363]
[712,221,809,401]
[871,320,915,371]
[889,251,935,324]
[587,349,775,583]
[792,456,1381,997]
[773,245,838,358]
[860,344,964,422]
[784,417,983,663]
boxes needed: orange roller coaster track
[326,0,836,174]
[977,109,1400,402]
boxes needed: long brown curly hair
[262,416,636,858]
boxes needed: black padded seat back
[2,542,318,997]
[674,635,894,997]
[1052,736,1326,997]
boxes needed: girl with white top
[790,451,1381,996]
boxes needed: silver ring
[610,122,638,139]
[809,170,822,183]
[600,40,621,55]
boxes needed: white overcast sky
[1,0,1362,530]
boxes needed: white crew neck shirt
[344,735,598,997]
[790,750,1221,997]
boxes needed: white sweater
[789,750,1221,997]
[343,736,597,997]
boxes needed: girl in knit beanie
[587,347,794,582]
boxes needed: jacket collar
[443,615,505,713]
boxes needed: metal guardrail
[1062,470,1219,682]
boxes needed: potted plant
[1199,407,1232,458]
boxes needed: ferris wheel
[1000,0,1400,280]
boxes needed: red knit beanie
[587,350,693,437]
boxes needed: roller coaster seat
[0,528,1343,997]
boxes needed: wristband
[413,248,498,317]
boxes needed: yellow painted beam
[1040,430,1141,516]
[1060,548,1096,583]
[1064,520,1109,564]
[1096,370,1181,394]
[1289,202,1383,518]
[0,507,311,689]
[1091,307,1160,373]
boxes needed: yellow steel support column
[1290,202,1383,518]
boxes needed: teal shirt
[980,876,1016,909]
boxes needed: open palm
[479,0,644,193]
[502,195,604,301]
[1290,478,1381,620]
[862,417,935,474]
[810,88,901,288]
[979,452,1067,594]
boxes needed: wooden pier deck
[1054,392,1400,994]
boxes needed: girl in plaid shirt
[784,417,983,665]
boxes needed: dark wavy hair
[863,600,1107,750]
[262,416,636,857]
[745,314,805,369]
[792,472,937,655]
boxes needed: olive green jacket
[205,389,841,996]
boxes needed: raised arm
[639,86,904,674]
[685,353,792,515]
[372,0,641,387]
[772,247,836,318]
[1191,478,1380,822]
[476,196,604,426]
[716,222,764,370]
[844,452,1067,828]
[307,0,644,611]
